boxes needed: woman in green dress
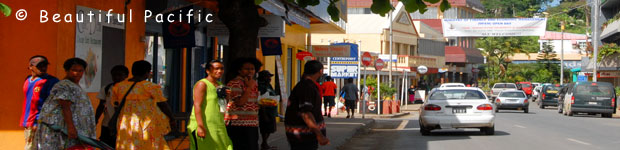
[187,60,233,150]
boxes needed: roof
[413,19,443,34]
[509,53,585,61]
[445,46,484,63]
[539,31,588,41]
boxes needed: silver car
[419,87,496,135]
[494,90,529,113]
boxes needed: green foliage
[0,2,10,17]
[478,0,543,18]
[290,0,448,22]
[363,76,397,100]
[615,87,620,97]
[327,0,340,22]
[598,43,620,62]
[371,0,393,17]
[545,1,588,34]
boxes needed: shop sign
[330,57,358,78]
[599,71,620,78]
[312,45,351,57]
[296,51,313,61]
[260,37,282,56]
[417,66,428,74]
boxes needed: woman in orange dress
[110,60,175,150]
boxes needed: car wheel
[481,126,495,135]
[524,108,529,113]
[602,113,613,118]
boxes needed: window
[448,38,457,46]
[578,42,587,50]
[499,92,526,98]
[429,90,486,100]
[348,8,371,14]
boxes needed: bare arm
[59,100,77,139]
[94,99,105,124]
[193,82,207,127]
[301,112,330,145]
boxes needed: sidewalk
[167,117,375,150]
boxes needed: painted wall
[0,0,145,149]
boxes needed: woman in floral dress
[35,58,96,149]
[111,60,175,150]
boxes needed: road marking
[567,138,591,146]
[396,120,409,130]
[514,125,527,128]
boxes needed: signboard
[442,18,547,37]
[312,45,351,57]
[438,68,448,73]
[296,52,313,61]
[417,66,428,74]
[577,75,587,81]
[599,71,620,78]
[330,57,358,78]
[379,54,397,62]
[260,37,282,56]
[362,52,372,66]
[275,56,288,114]
[75,6,124,92]
[375,59,385,70]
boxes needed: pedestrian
[225,57,262,150]
[35,58,96,149]
[94,65,129,147]
[340,78,359,118]
[257,70,278,150]
[187,60,233,150]
[21,55,59,150]
[407,85,416,104]
[320,76,337,118]
[285,60,330,150]
[111,60,175,150]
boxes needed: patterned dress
[110,80,170,150]
[35,79,96,149]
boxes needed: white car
[439,83,466,88]
[419,87,496,135]
[532,86,542,101]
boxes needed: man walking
[340,78,359,119]
[285,60,330,150]
[320,76,337,118]
[21,55,59,150]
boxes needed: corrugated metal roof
[413,19,443,34]
[539,31,588,40]
[445,46,484,63]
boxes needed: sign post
[361,52,371,118]
[375,59,384,115]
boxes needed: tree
[218,0,450,81]
[0,2,10,17]
[537,40,558,69]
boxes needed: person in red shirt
[321,76,337,118]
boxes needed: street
[339,104,620,150]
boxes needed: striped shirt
[20,74,58,127]
[225,76,260,127]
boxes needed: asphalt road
[339,104,620,150]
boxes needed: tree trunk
[217,0,267,83]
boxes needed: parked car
[440,83,466,88]
[557,83,575,113]
[490,83,518,99]
[537,84,562,109]
[494,90,529,113]
[562,82,616,118]
[516,82,534,97]
[532,86,542,102]
[419,87,495,135]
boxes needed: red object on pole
[375,59,384,70]
[296,52,313,61]
[362,52,372,66]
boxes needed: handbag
[106,81,137,141]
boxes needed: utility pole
[592,0,600,82]
[388,0,393,87]
[561,21,564,85]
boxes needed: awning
[445,46,484,64]
[601,20,620,43]
[259,0,310,28]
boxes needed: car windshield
[545,86,561,94]
[499,92,526,98]
[493,84,505,88]
[575,85,614,96]
[429,90,486,100]
[505,84,517,88]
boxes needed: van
[562,82,617,118]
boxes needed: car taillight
[477,104,494,110]
[496,98,501,103]
[612,98,615,107]
[524,99,528,103]
[424,104,441,111]
[571,96,575,104]
[542,93,546,99]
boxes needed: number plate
[588,102,598,105]
[452,108,467,114]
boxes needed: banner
[442,18,547,37]
[260,37,282,56]
[163,6,195,49]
